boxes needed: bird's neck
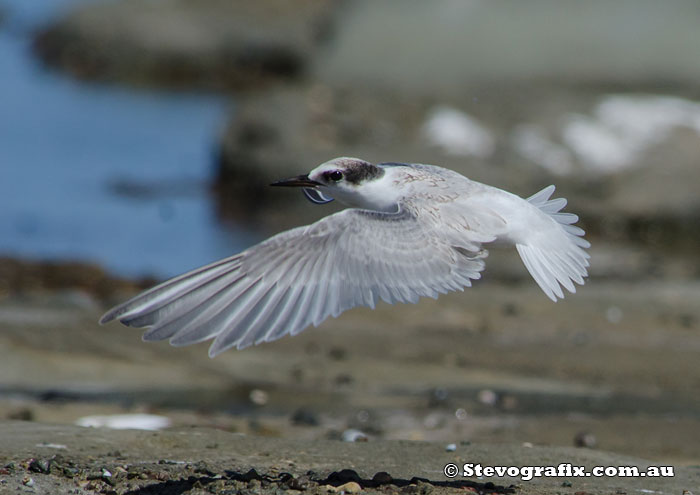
[334,173,404,213]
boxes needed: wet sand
[1,420,698,495]
[1,269,699,494]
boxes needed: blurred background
[1,0,699,465]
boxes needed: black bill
[270,174,322,188]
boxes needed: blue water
[0,0,256,278]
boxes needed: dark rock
[574,431,597,448]
[33,0,338,91]
[371,472,393,485]
[0,256,152,300]
[286,474,314,491]
[7,408,34,421]
[241,468,263,482]
[428,387,449,407]
[327,469,361,485]
[28,458,51,474]
[334,373,354,386]
[291,407,320,426]
[328,346,347,361]
[402,481,433,495]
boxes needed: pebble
[605,306,623,324]
[477,389,498,406]
[371,472,393,485]
[28,458,51,474]
[341,429,368,442]
[291,408,320,426]
[574,431,597,448]
[356,410,370,423]
[428,387,449,407]
[336,481,362,493]
[402,481,433,495]
[422,412,444,429]
[328,469,361,484]
[241,468,263,482]
[249,389,269,406]
[286,474,313,490]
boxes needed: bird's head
[271,157,399,212]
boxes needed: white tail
[516,185,590,301]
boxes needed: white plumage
[100,157,590,356]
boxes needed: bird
[100,157,590,357]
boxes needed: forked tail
[516,185,590,301]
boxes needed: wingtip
[207,345,223,358]
[98,312,114,326]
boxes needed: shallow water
[0,0,256,278]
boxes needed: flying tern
[100,157,590,356]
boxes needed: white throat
[325,170,402,213]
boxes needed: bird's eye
[327,170,343,182]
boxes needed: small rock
[574,431,597,448]
[445,443,457,452]
[291,408,320,426]
[241,469,264,482]
[28,458,51,474]
[371,472,393,485]
[7,408,34,421]
[422,412,445,429]
[605,306,623,324]
[500,395,518,410]
[341,429,368,442]
[477,389,498,406]
[334,373,354,386]
[428,387,449,407]
[328,469,361,484]
[328,346,347,360]
[249,389,269,406]
[356,410,370,423]
[501,302,519,316]
[62,466,79,477]
[286,474,313,490]
[402,481,433,495]
[336,481,362,494]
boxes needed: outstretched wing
[100,204,491,356]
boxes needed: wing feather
[101,202,490,356]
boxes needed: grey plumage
[100,158,590,357]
